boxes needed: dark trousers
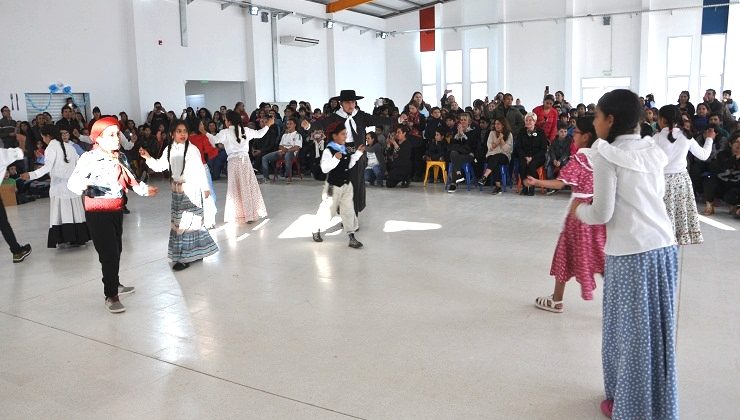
[209,149,228,180]
[519,156,546,179]
[485,154,510,183]
[386,168,411,188]
[450,150,473,174]
[703,176,740,204]
[0,194,22,253]
[86,211,123,298]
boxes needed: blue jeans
[208,149,227,180]
[365,165,383,185]
[262,150,296,178]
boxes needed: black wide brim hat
[334,89,364,102]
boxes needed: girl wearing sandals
[571,90,678,419]
[140,120,218,271]
[653,105,714,244]
[529,116,606,313]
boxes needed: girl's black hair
[167,120,190,176]
[41,125,69,163]
[596,89,641,143]
[226,110,246,143]
[575,115,597,147]
[366,131,378,143]
[658,105,682,143]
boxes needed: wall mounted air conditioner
[280,36,320,47]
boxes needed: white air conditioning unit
[280,35,320,47]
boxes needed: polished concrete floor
[2,177,739,419]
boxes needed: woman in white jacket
[0,147,31,262]
[653,105,713,245]
[21,125,89,247]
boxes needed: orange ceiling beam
[326,0,374,13]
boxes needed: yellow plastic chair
[423,160,447,186]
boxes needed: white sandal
[535,295,563,313]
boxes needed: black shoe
[348,233,363,249]
[491,186,502,195]
[478,176,488,186]
[519,187,528,195]
[400,181,410,188]
[447,184,457,193]
[312,231,323,242]
[546,189,557,196]
[527,186,535,196]
[12,244,32,263]
[172,262,190,271]
[123,207,131,214]
[454,172,465,184]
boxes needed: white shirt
[279,131,302,149]
[145,141,210,204]
[68,149,150,198]
[29,140,81,199]
[207,126,269,160]
[320,148,364,174]
[576,135,675,256]
[653,127,713,174]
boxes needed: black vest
[326,146,351,187]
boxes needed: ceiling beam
[326,0,374,14]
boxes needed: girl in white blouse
[141,120,218,271]
[653,105,714,245]
[21,125,89,247]
[571,89,678,420]
[207,111,274,224]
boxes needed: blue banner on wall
[702,0,729,34]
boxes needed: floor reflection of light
[235,232,250,242]
[252,218,270,230]
[383,220,442,233]
[698,215,737,231]
[278,214,342,239]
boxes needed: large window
[666,36,692,104]
[421,51,437,107]
[445,50,462,105]
[581,77,631,106]
[469,48,488,102]
[699,34,726,99]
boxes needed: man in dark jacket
[494,93,525,136]
[447,113,480,192]
[386,126,413,188]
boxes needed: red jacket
[532,105,559,142]
[188,134,219,164]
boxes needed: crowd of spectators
[1,87,738,217]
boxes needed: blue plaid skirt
[603,245,679,420]
[168,192,218,263]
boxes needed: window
[581,77,631,106]
[421,51,437,106]
[699,34,725,100]
[666,37,692,104]
[469,48,488,102]
[445,50,462,105]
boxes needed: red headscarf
[89,116,139,191]
[90,116,120,144]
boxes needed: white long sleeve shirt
[0,147,24,181]
[67,149,150,198]
[28,140,80,199]
[207,126,269,160]
[145,141,210,204]
[320,148,364,174]
[576,135,675,256]
[653,127,713,174]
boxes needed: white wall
[184,81,247,113]
[0,0,137,122]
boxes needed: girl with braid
[206,111,274,224]
[21,125,90,248]
[140,120,218,271]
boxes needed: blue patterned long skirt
[602,245,679,420]
[168,192,218,263]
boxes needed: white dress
[29,139,89,246]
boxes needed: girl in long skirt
[528,116,606,312]
[21,125,89,247]
[141,120,218,271]
[653,105,714,245]
[572,90,678,419]
[208,111,273,224]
